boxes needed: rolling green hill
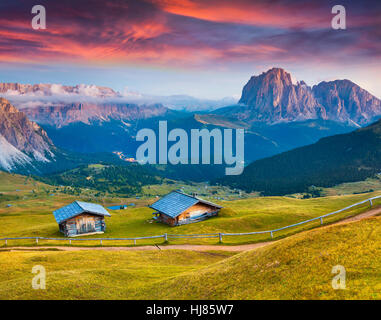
[131,215,381,300]
[0,249,235,300]
[0,215,379,299]
[216,119,381,195]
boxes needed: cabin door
[76,216,96,234]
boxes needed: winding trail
[2,206,381,253]
[332,205,381,224]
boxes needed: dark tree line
[37,164,161,196]
[215,120,381,195]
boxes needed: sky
[0,0,380,99]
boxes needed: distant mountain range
[0,83,118,98]
[3,68,380,129]
[215,119,381,195]
[0,82,235,114]
[217,68,381,126]
[21,102,175,128]
[1,67,380,185]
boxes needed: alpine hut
[53,201,111,237]
[150,191,222,226]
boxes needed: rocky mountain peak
[235,68,381,125]
[0,97,18,113]
[312,79,381,125]
[238,68,320,123]
[0,98,55,169]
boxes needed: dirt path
[2,206,380,253]
[1,242,272,253]
[333,205,381,225]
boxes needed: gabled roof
[149,191,222,219]
[53,201,111,224]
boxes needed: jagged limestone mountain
[0,98,55,171]
[220,68,381,126]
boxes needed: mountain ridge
[0,83,118,98]
[220,68,381,126]
[20,102,174,128]
[4,68,380,127]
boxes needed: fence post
[370,199,373,207]
[133,239,136,245]
[100,240,102,246]
[36,237,39,245]
[320,217,323,225]
[270,231,273,239]
[164,233,168,242]
[69,239,72,245]
[219,233,223,243]
[5,239,7,246]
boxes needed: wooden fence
[1,195,380,246]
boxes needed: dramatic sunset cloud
[153,0,329,27]
[0,0,380,98]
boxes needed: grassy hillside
[1,171,381,246]
[323,175,381,196]
[1,171,380,299]
[0,248,234,300]
[1,216,379,299]
[133,216,381,300]
[0,171,48,194]
[216,119,381,195]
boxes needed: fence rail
[1,195,380,246]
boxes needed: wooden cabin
[150,191,222,226]
[53,201,111,237]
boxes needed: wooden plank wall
[61,214,105,237]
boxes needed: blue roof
[53,201,111,224]
[149,191,222,218]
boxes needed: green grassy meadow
[1,171,381,246]
[0,249,235,299]
[1,171,381,300]
[0,216,379,299]
[132,216,381,300]
[324,175,381,196]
